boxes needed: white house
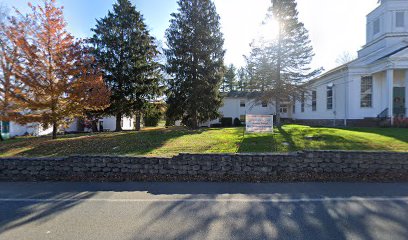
[1,115,136,138]
[292,0,408,126]
[1,121,54,139]
[202,91,291,126]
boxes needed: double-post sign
[245,115,274,133]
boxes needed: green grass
[1,125,407,158]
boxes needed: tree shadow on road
[130,194,408,240]
[0,191,96,234]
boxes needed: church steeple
[359,0,408,57]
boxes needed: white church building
[292,0,408,126]
[210,0,408,127]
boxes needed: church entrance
[393,87,406,117]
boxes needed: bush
[210,123,222,128]
[220,117,233,127]
[394,117,408,128]
[144,105,163,127]
[233,118,242,127]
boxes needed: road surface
[0,182,407,240]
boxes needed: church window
[396,12,405,27]
[373,18,380,35]
[361,76,373,108]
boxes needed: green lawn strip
[0,125,407,158]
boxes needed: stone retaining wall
[1,151,408,182]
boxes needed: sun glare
[259,17,280,41]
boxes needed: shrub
[233,117,242,127]
[210,123,222,128]
[144,105,163,127]
[220,117,233,127]
[394,117,408,128]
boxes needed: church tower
[359,0,408,57]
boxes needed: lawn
[0,125,407,158]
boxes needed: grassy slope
[0,125,407,158]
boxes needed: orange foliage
[5,0,110,138]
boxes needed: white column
[405,70,408,117]
[386,69,394,125]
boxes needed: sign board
[246,115,274,133]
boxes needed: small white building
[202,91,291,126]
[1,115,136,138]
[292,0,408,126]
[1,121,55,139]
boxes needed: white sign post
[246,115,274,133]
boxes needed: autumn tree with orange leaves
[6,0,110,139]
[0,5,22,141]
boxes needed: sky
[1,0,379,72]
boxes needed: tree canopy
[4,0,110,139]
[165,0,225,129]
[245,0,322,124]
[91,0,163,131]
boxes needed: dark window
[292,104,296,113]
[261,101,267,107]
[301,93,305,112]
[396,12,405,27]
[327,86,333,110]
[312,90,317,111]
[1,121,10,134]
[280,105,288,113]
[361,76,373,108]
[240,100,245,107]
[239,115,246,122]
[373,18,380,35]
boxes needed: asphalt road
[0,182,407,240]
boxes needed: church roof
[223,91,262,98]
[372,45,408,63]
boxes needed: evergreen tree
[244,42,277,92]
[222,64,237,92]
[91,0,162,131]
[165,0,225,129]
[247,0,322,125]
[237,67,249,92]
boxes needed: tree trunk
[191,111,199,129]
[78,118,85,132]
[52,121,57,139]
[115,113,122,132]
[275,22,283,127]
[135,111,141,131]
[91,120,98,132]
[275,99,281,127]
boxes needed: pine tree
[222,64,237,92]
[91,0,163,131]
[237,67,249,92]
[6,0,110,139]
[248,0,322,125]
[165,0,225,129]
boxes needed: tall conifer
[247,0,322,125]
[91,0,162,131]
[165,0,225,128]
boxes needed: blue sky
[1,0,379,71]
